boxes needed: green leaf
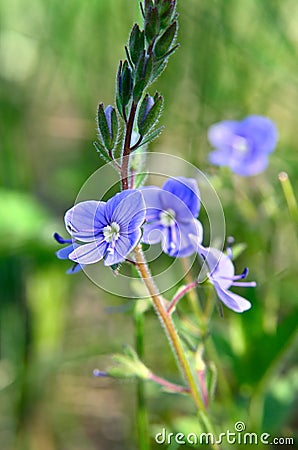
[140,125,164,146]
[133,53,153,102]
[93,141,111,163]
[129,24,145,65]
[110,107,119,148]
[151,58,168,82]
[144,6,159,43]
[121,61,133,106]
[138,93,163,136]
[156,0,176,29]
[97,103,112,149]
[154,21,177,58]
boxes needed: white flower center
[159,208,176,226]
[103,222,120,243]
[232,136,249,154]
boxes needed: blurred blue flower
[55,190,145,268]
[208,115,278,176]
[141,177,203,257]
[199,246,256,313]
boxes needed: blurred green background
[1,0,298,449]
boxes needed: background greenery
[1,0,297,449]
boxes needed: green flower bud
[144,6,160,43]
[116,60,133,115]
[97,103,118,151]
[129,24,145,65]
[138,92,163,136]
[154,21,177,59]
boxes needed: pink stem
[198,370,208,408]
[167,281,198,314]
[148,372,189,393]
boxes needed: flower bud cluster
[95,0,178,165]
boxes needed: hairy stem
[133,245,205,411]
[121,102,137,190]
[133,245,220,449]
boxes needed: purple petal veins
[55,189,146,270]
[141,177,203,257]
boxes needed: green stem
[133,246,221,450]
[134,309,150,450]
[279,171,298,223]
[134,245,205,411]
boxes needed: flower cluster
[55,176,256,313]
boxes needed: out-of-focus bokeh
[1,0,297,449]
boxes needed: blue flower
[198,245,256,313]
[141,177,203,257]
[208,115,278,176]
[55,190,145,268]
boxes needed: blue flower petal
[141,186,163,222]
[69,240,107,264]
[209,149,233,167]
[142,222,164,244]
[105,190,145,231]
[229,154,269,176]
[212,280,252,313]
[66,263,84,274]
[208,116,278,176]
[162,219,203,257]
[162,177,200,219]
[56,244,78,260]
[104,231,141,266]
[208,121,238,148]
[64,201,107,242]
[199,247,235,290]
[239,115,278,154]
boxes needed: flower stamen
[103,222,120,243]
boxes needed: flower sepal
[94,345,150,380]
[97,103,119,151]
[137,92,164,137]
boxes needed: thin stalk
[134,309,150,450]
[148,372,189,393]
[133,246,221,449]
[278,171,298,223]
[167,281,198,314]
[180,258,208,337]
[181,258,234,408]
[133,246,206,412]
